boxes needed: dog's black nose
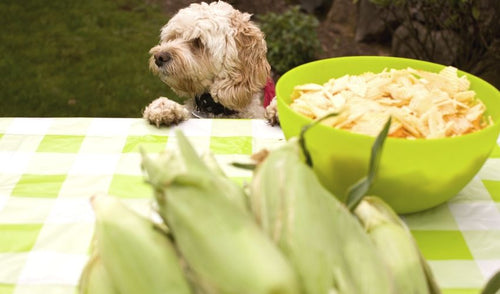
[154,52,172,67]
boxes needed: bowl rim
[276,56,500,145]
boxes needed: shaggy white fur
[144,1,278,126]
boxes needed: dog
[143,1,279,127]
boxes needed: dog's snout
[154,52,172,67]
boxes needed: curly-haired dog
[144,1,278,127]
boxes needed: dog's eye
[191,38,203,50]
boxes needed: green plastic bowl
[276,56,500,214]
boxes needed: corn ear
[249,138,395,294]
[354,196,440,294]
[141,130,300,294]
[140,136,247,212]
[78,251,119,294]
[90,193,192,294]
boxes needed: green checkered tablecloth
[0,117,499,294]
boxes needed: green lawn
[0,0,179,117]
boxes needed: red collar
[263,77,275,107]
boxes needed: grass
[0,0,180,117]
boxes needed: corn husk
[141,130,300,294]
[249,138,395,294]
[355,196,439,294]
[90,193,191,294]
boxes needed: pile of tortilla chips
[290,66,493,139]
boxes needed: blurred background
[0,0,498,117]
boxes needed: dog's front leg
[264,97,280,126]
[142,97,190,127]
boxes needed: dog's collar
[194,93,237,116]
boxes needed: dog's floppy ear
[211,12,271,111]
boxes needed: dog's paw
[264,97,280,126]
[143,97,190,127]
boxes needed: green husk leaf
[419,251,442,294]
[78,252,120,294]
[230,162,257,170]
[299,112,339,167]
[481,270,500,294]
[345,117,392,211]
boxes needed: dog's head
[149,1,270,111]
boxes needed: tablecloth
[0,117,499,294]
